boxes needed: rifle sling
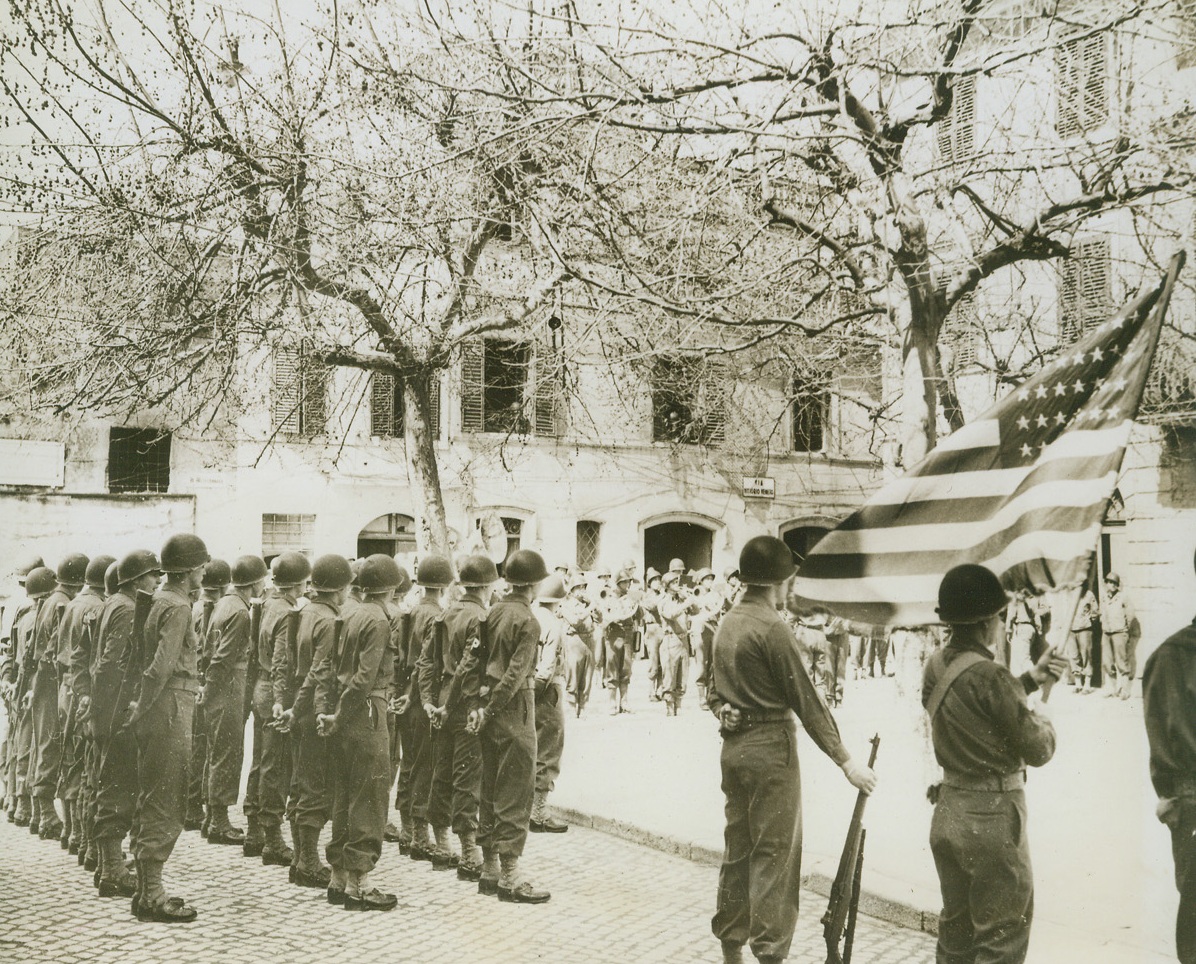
[925,650,1007,758]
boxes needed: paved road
[0,808,936,963]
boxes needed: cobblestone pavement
[0,807,935,964]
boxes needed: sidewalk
[551,671,1177,963]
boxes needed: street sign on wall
[742,476,776,499]
[0,439,65,487]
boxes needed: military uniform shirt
[1143,620,1196,799]
[483,597,539,715]
[289,600,339,720]
[206,593,252,683]
[138,586,199,715]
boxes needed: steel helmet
[310,554,353,592]
[1104,571,1121,586]
[458,554,500,588]
[270,551,312,587]
[724,566,741,582]
[416,554,455,588]
[103,561,120,596]
[84,555,116,589]
[737,536,796,586]
[645,567,662,585]
[693,568,715,584]
[160,534,209,573]
[661,571,681,590]
[504,549,549,586]
[25,567,57,598]
[231,555,268,587]
[358,554,404,592]
[668,558,686,573]
[15,554,45,583]
[57,552,90,586]
[117,550,161,586]
[202,559,232,589]
[536,572,568,602]
[936,564,1008,624]
[615,569,635,586]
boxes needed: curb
[556,806,940,938]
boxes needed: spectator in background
[1101,573,1138,700]
[1067,584,1099,694]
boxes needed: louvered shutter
[533,342,560,437]
[1080,34,1108,132]
[954,75,975,159]
[1079,240,1111,336]
[302,348,327,436]
[1056,39,1081,137]
[703,363,729,445]
[273,346,302,434]
[371,372,395,437]
[1059,256,1081,342]
[427,374,441,440]
[460,342,484,433]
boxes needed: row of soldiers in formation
[0,536,589,920]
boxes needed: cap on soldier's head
[15,554,44,584]
[202,559,232,589]
[536,572,568,603]
[504,549,549,586]
[117,550,161,586]
[310,554,353,592]
[416,554,454,588]
[271,551,312,588]
[231,555,268,587]
[935,564,1008,624]
[56,552,89,587]
[85,555,117,589]
[160,533,209,573]
[668,558,685,573]
[103,561,120,596]
[737,536,796,586]
[458,555,499,588]
[25,567,57,598]
[358,554,404,592]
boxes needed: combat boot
[721,941,745,963]
[37,798,63,841]
[530,792,568,834]
[618,684,632,713]
[497,854,550,904]
[478,848,500,896]
[456,831,482,882]
[206,805,245,846]
[292,825,332,888]
[84,837,99,872]
[408,819,433,862]
[242,815,264,858]
[68,802,83,854]
[28,796,41,835]
[261,820,293,867]
[13,795,30,827]
[97,838,137,898]
[608,687,620,715]
[342,871,397,912]
[430,825,459,871]
[134,858,198,923]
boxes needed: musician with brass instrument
[658,572,696,717]
[600,569,641,715]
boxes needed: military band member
[640,569,664,700]
[202,555,268,846]
[601,570,640,715]
[126,533,209,922]
[473,549,551,904]
[559,581,596,717]
[531,573,569,833]
[658,572,693,717]
[188,559,229,835]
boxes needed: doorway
[357,513,418,559]
[643,521,714,578]
[781,524,831,567]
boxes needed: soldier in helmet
[708,536,878,964]
[58,554,114,856]
[202,554,267,847]
[559,580,596,717]
[187,559,229,836]
[125,533,209,922]
[640,569,664,699]
[91,550,160,899]
[471,548,551,904]
[315,554,403,911]
[2,556,44,821]
[5,565,55,828]
[399,553,453,861]
[601,569,641,715]
[255,551,311,869]
[923,564,1066,963]
[531,572,569,833]
[28,552,88,841]
[423,553,494,882]
[658,572,696,717]
[276,553,352,888]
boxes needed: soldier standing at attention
[398,554,452,861]
[315,554,402,911]
[256,551,311,868]
[188,559,229,836]
[708,536,876,964]
[472,549,551,904]
[923,564,1066,964]
[1101,572,1138,699]
[1142,547,1196,964]
[202,555,268,846]
[658,572,694,717]
[600,570,640,715]
[278,554,351,888]
[127,533,209,922]
[6,566,56,829]
[1,556,43,822]
[91,551,159,899]
[531,572,569,834]
[29,552,88,841]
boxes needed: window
[460,337,559,436]
[262,513,315,562]
[370,372,440,440]
[1179,3,1196,71]
[107,428,171,493]
[791,375,828,453]
[1056,33,1109,138]
[651,356,727,444]
[501,517,523,560]
[576,520,601,571]
[936,74,975,164]
[1059,240,1111,342]
[944,293,981,371]
[273,343,327,437]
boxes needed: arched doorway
[779,520,836,567]
[643,520,714,578]
[357,513,418,559]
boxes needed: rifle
[822,734,880,964]
[98,591,154,774]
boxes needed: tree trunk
[403,372,451,557]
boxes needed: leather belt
[737,709,794,726]
[942,769,1026,792]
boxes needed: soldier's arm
[979,665,1057,768]
[70,611,96,701]
[271,615,292,708]
[138,602,189,714]
[415,617,439,706]
[486,614,539,715]
[291,613,329,717]
[335,614,386,722]
[534,625,561,683]
[1143,644,1193,800]
[768,623,850,766]
[207,607,247,681]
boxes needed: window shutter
[1079,239,1111,336]
[1059,256,1081,341]
[703,363,729,445]
[427,374,441,440]
[461,341,484,433]
[273,346,302,434]
[937,75,975,164]
[371,372,395,437]
[302,350,327,436]
[534,342,561,437]
[1080,34,1108,132]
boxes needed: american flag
[791,255,1184,626]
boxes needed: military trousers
[1066,629,1093,683]
[602,634,633,691]
[478,687,536,858]
[204,671,248,807]
[7,707,32,801]
[1168,798,1196,964]
[645,625,664,691]
[326,696,389,874]
[711,721,803,962]
[930,785,1033,964]
[660,635,689,705]
[534,682,565,795]
[290,715,331,830]
[28,663,62,801]
[395,704,431,824]
[252,679,291,829]
[427,712,481,834]
[563,636,593,712]
[57,689,85,801]
[93,728,138,842]
[186,700,207,818]
[133,687,195,864]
